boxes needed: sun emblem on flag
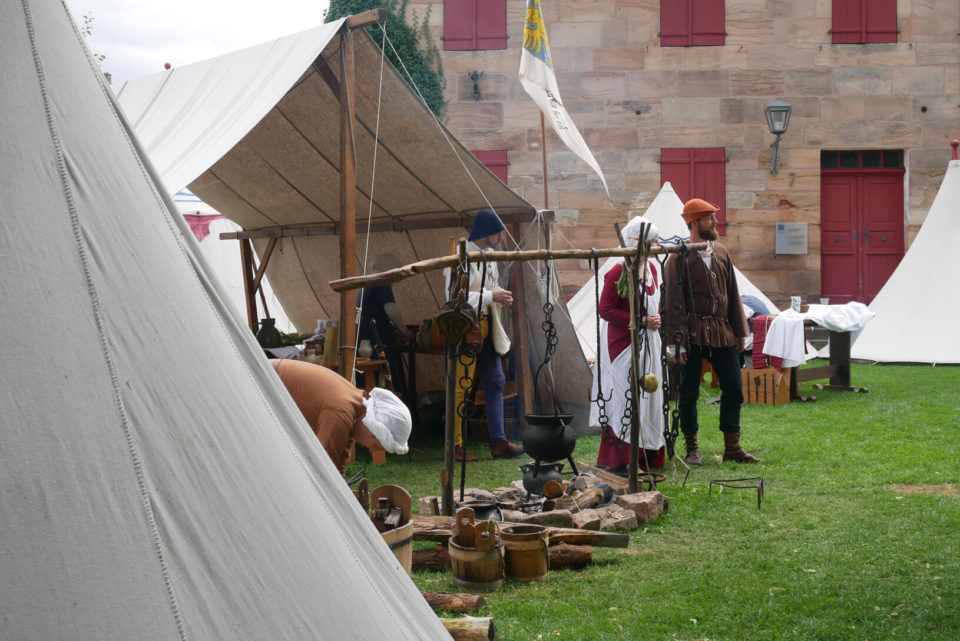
[523,0,551,65]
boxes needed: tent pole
[627,254,641,494]
[239,239,259,334]
[509,224,534,420]
[339,26,358,380]
[540,112,549,210]
[330,242,707,292]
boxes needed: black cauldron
[522,413,576,472]
[457,499,502,522]
[519,461,564,496]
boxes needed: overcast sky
[67,0,331,84]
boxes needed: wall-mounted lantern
[764,100,792,176]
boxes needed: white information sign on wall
[775,222,808,255]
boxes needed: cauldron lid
[523,413,574,426]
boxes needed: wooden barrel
[381,522,413,575]
[500,525,549,583]
[448,535,504,590]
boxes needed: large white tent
[0,1,450,638]
[851,154,960,363]
[568,182,779,361]
[174,189,294,333]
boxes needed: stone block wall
[405,0,959,304]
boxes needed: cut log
[413,546,451,571]
[414,543,592,571]
[439,615,496,641]
[543,487,604,512]
[521,509,574,528]
[548,543,593,570]
[576,463,629,493]
[422,592,486,612]
[410,514,629,548]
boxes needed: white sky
[66,0,331,84]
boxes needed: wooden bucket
[381,521,413,575]
[501,525,549,583]
[448,508,504,590]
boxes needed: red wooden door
[821,168,905,303]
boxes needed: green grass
[347,362,960,641]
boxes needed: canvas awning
[115,16,535,333]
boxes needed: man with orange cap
[663,198,758,464]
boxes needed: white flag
[518,0,609,197]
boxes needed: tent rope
[353,19,389,381]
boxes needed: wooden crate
[741,367,791,405]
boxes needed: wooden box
[741,367,791,405]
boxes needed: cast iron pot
[519,461,564,496]
[521,413,576,464]
[457,499,502,522]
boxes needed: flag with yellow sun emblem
[518,0,609,196]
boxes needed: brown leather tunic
[663,241,749,349]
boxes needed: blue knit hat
[468,209,505,242]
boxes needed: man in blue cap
[444,209,524,460]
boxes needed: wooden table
[788,326,868,401]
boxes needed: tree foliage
[80,13,106,63]
[325,0,446,118]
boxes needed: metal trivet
[708,476,764,509]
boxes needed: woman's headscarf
[620,215,659,249]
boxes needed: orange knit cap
[682,198,720,224]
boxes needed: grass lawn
[347,361,960,641]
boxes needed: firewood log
[438,615,496,640]
[421,592,486,612]
[413,543,592,571]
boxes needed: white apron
[589,261,665,451]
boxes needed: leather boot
[722,431,759,463]
[682,431,703,465]
[489,439,525,459]
[454,445,477,462]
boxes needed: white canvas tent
[174,189,294,333]
[113,18,536,334]
[0,1,450,638]
[568,182,779,361]
[850,154,960,363]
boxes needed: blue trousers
[455,325,506,444]
[678,344,743,433]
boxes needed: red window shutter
[662,0,723,46]
[476,1,507,50]
[865,0,897,43]
[661,148,727,235]
[832,0,863,44]
[660,0,691,46]
[444,0,477,51]
[473,150,508,184]
[691,0,725,46]
[695,148,727,234]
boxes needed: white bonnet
[361,388,412,455]
[621,215,659,249]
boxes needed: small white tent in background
[0,1,450,638]
[568,182,779,361]
[174,190,294,333]
[851,146,960,364]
